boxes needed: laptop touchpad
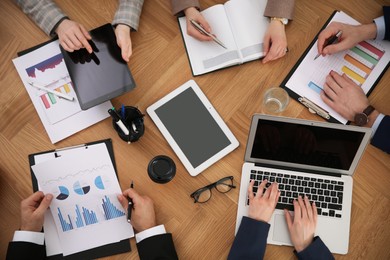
[273,214,292,244]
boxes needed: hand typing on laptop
[228,179,334,260]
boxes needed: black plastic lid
[147,155,176,183]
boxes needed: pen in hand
[127,181,134,223]
[315,30,342,60]
[189,19,227,49]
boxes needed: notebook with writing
[235,114,371,254]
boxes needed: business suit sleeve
[371,115,390,153]
[6,241,46,260]
[263,0,295,20]
[136,233,178,260]
[14,0,67,36]
[383,6,390,40]
[227,216,270,260]
[294,236,334,260]
[113,0,144,31]
[170,0,200,16]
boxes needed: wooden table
[1,0,389,259]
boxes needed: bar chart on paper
[308,40,385,94]
[57,195,126,232]
[25,53,81,124]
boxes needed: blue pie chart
[95,175,110,190]
[73,181,90,195]
[56,186,69,200]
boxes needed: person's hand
[20,191,53,232]
[317,22,377,57]
[118,188,156,233]
[247,179,280,222]
[284,196,317,252]
[262,20,288,64]
[320,70,370,122]
[184,7,213,41]
[56,19,93,53]
[115,24,132,62]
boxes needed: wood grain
[0,0,389,259]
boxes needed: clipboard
[280,10,390,124]
[28,139,131,259]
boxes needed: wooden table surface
[1,0,389,259]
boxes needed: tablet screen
[154,87,232,168]
[60,24,136,110]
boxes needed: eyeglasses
[190,176,236,203]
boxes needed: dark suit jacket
[371,115,390,153]
[6,233,178,260]
[228,216,333,260]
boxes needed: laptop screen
[245,115,372,175]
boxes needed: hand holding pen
[315,30,342,60]
[117,185,157,232]
[184,7,214,42]
[190,19,227,49]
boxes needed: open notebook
[178,0,269,76]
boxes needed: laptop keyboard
[247,169,344,218]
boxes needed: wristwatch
[271,17,288,25]
[354,105,375,126]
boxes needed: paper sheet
[12,40,112,143]
[285,11,390,124]
[32,143,134,256]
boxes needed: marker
[108,107,129,135]
[127,181,134,223]
[28,81,74,101]
[314,31,342,60]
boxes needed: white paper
[285,11,390,124]
[32,143,133,255]
[12,40,112,143]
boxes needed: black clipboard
[28,139,131,260]
[280,10,390,124]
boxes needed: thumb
[35,194,53,215]
[284,209,293,231]
[117,194,128,209]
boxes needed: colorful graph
[308,40,385,93]
[56,186,70,200]
[40,82,74,109]
[73,181,90,195]
[101,195,126,220]
[26,53,64,78]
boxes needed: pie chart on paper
[94,175,110,190]
[56,186,69,200]
[73,181,90,195]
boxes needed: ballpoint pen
[189,19,227,49]
[108,107,130,135]
[127,181,134,223]
[314,30,342,60]
[28,81,74,101]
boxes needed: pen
[127,181,134,223]
[28,81,74,101]
[108,107,130,135]
[314,30,342,60]
[121,104,125,119]
[189,19,227,49]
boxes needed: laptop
[235,114,372,254]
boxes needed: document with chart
[31,142,134,256]
[281,11,390,124]
[12,40,112,143]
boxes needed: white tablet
[147,80,239,176]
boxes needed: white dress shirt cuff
[371,113,384,138]
[12,230,45,245]
[135,225,166,243]
[374,16,385,40]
